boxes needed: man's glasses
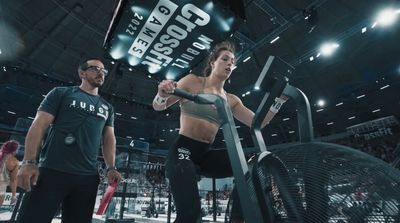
[84,66,109,76]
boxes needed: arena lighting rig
[103,0,245,80]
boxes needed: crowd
[332,131,400,165]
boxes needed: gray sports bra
[180,78,227,126]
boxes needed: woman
[0,140,20,206]
[153,41,287,222]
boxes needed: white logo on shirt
[70,100,109,120]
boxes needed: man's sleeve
[38,87,65,116]
[105,104,114,127]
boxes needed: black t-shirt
[38,86,114,175]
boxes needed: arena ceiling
[1,0,400,150]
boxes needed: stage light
[320,42,339,56]
[361,27,367,33]
[376,8,398,27]
[110,46,125,60]
[317,99,325,107]
[165,71,177,80]
[303,6,318,33]
[356,94,365,99]
[380,85,389,90]
[204,2,214,11]
[148,65,160,74]
[130,6,149,15]
[128,57,140,66]
[270,36,280,44]
[215,15,235,32]
[243,56,251,62]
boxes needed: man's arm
[102,126,116,169]
[17,111,54,191]
[102,126,121,184]
[23,111,54,161]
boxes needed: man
[17,58,121,223]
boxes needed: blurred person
[0,140,19,205]
[153,41,287,223]
[17,58,121,223]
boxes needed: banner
[104,0,241,79]
[346,116,399,140]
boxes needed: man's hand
[17,165,39,192]
[106,169,121,185]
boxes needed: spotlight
[320,42,339,56]
[376,8,398,27]
[317,99,325,107]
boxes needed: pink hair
[0,140,19,167]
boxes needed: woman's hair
[203,41,236,76]
[1,140,19,154]
[0,140,19,167]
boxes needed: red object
[1,140,19,154]
[96,182,118,215]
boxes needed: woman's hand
[158,80,176,97]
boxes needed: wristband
[21,160,37,166]
[106,166,117,172]
[153,93,170,106]
[270,97,287,113]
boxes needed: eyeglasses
[84,66,109,76]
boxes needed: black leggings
[166,135,233,223]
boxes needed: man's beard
[88,77,103,88]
